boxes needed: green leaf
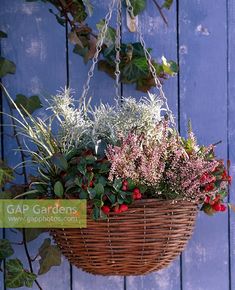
[0,30,7,38]
[54,181,64,198]
[98,176,107,186]
[14,94,42,115]
[96,20,116,47]
[122,57,149,82]
[129,0,146,16]
[0,160,14,187]
[0,56,16,78]
[126,178,136,191]
[113,179,122,191]
[5,259,37,288]
[38,238,61,275]
[51,153,68,171]
[0,239,14,259]
[162,0,174,9]
[94,183,104,195]
[82,0,93,16]
[21,228,47,243]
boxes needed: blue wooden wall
[0,0,234,289]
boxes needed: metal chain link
[80,0,116,105]
[126,0,176,127]
[115,0,122,99]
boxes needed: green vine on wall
[25,0,177,91]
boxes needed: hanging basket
[51,199,198,276]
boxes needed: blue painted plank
[178,1,229,290]
[69,0,119,105]
[0,0,70,289]
[123,1,181,289]
[228,0,235,289]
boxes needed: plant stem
[151,0,169,26]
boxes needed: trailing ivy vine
[25,0,177,91]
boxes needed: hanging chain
[80,0,116,106]
[126,0,176,127]
[115,0,122,99]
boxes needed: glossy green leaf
[38,238,61,275]
[54,181,64,198]
[51,153,68,171]
[0,56,16,78]
[5,259,37,288]
[94,183,104,195]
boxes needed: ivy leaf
[0,160,14,187]
[54,181,64,198]
[0,56,16,78]
[14,94,42,115]
[18,228,47,243]
[122,57,149,82]
[96,20,116,47]
[38,238,61,275]
[162,0,174,9]
[0,239,14,260]
[82,0,93,16]
[0,30,7,38]
[129,0,146,16]
[5,259,37,288]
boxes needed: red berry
[82,184,87,190]
[133,188,141,195]
[89,180,94,187]
[228,175,232,184]
[122,185,128,191]
[101,205,110,214]
[122,180,128,186]
[220,204,226,212]
[119,204,128,212]
[133,192,142,200]
[212,203,221,212]
[114,206,121,214]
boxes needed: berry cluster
[101,180,143,215]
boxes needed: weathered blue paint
[228,0,235,289]
[0,0,234,289]
[0,1,70,289]
[178,1,230,290]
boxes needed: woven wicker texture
[52,199,198,276]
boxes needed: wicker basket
[51,199,198,276]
